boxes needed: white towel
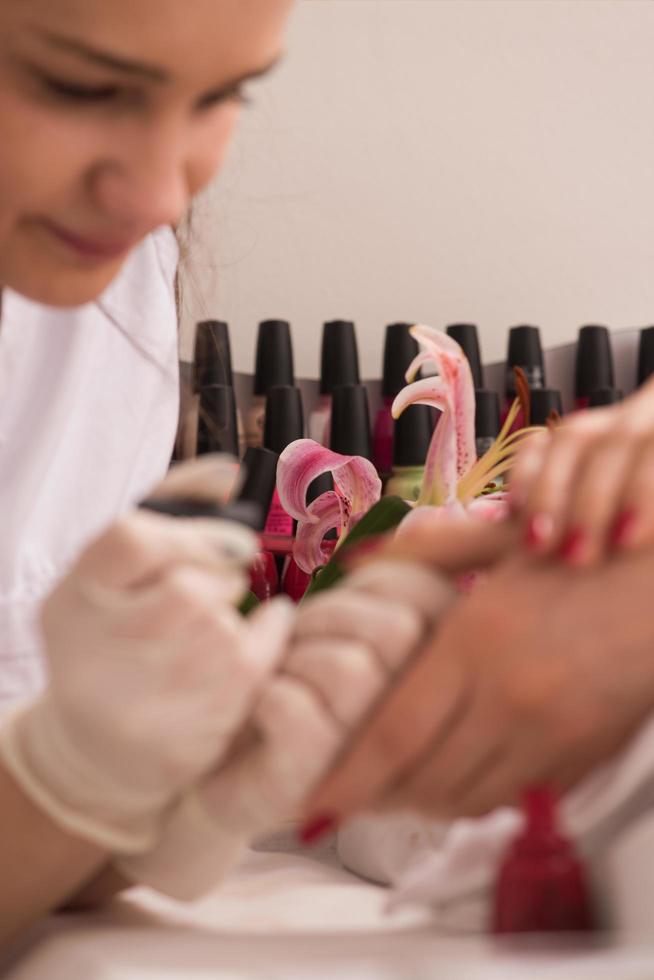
[337,712,654,933]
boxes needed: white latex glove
[120,559,456,898]
[0,456,294,853]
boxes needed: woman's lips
[40,219,137,260]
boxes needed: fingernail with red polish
[610,509,638,549]
[298,813,338,846]
[559,527,586,564]
[524,513,554,551]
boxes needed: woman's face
[0,0,292,306]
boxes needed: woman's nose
[90,136,191,234]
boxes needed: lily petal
[418,408,458,507]
[410,325,476,479]
[405,349,436,383]
[293,492,343,573]
[277,439,380,523]
[391,376,448,419]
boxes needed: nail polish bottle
[575,325,614,409]
[384,404,432,502]
[502,325,545,428]
[330,384,373,459]
[492,786,595,934]
[308,320,360,446]
[197,384,239,457]
[474,389,501,458]
[588,387,623,407]
[239,446,280,601]
[636,326,654,387]
[529,388,563,426]
[193,320,245,455]
[263,385,304,539]
[373,323,419,477]
[446,323,484,389]
[246,320,294,449]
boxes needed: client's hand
[0,456,292,854]
[119,559,456,898]
[510,376,654,565]
[303,545,654,830]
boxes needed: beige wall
[181,0,654,380]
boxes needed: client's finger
[350,509,519,576]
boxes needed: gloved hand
[0,455,294,854]
[120,559,456,898]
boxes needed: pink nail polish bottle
[246,320,295,450]
[263,385,304,539]
[492,786,595,934]
[373,323,419,479]
[308,321,360,446]
[502,325,545,428]
[575,325,614,410]
[238,447,281,601]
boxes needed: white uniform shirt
[0,227,180,716]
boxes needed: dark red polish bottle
[492,786,596,934]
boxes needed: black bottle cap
[237,447,279,532]
[254,320,294,396]
[506,325,545,396]
[320,320,360,395]
[588,387,623,408]
[193,320,233,391]
[530,388,563,426]
[575,325,614,398]
[330,384,372,459]
[382,323,419,398]
[475,389,501,440]
[637,326,654,386]
[264,385,304,455]
[197,384,238,457]
[447,323,484,389]
[393,404,432,468]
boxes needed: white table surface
[4,836,654,980]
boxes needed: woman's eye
[197,86,251,111]
[43,76,121,103]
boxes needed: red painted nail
[298,813,338,846]
[610,509,638,549]
[524,513,554,551]
[559,527,586,564]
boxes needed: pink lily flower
[392,324,541,511]
[277,439,382,574]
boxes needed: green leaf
[303,495,412,600]
[239,590,260,616]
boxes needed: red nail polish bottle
[282,555,312,602]
[492,786,595,934]
[250,551,279,601]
